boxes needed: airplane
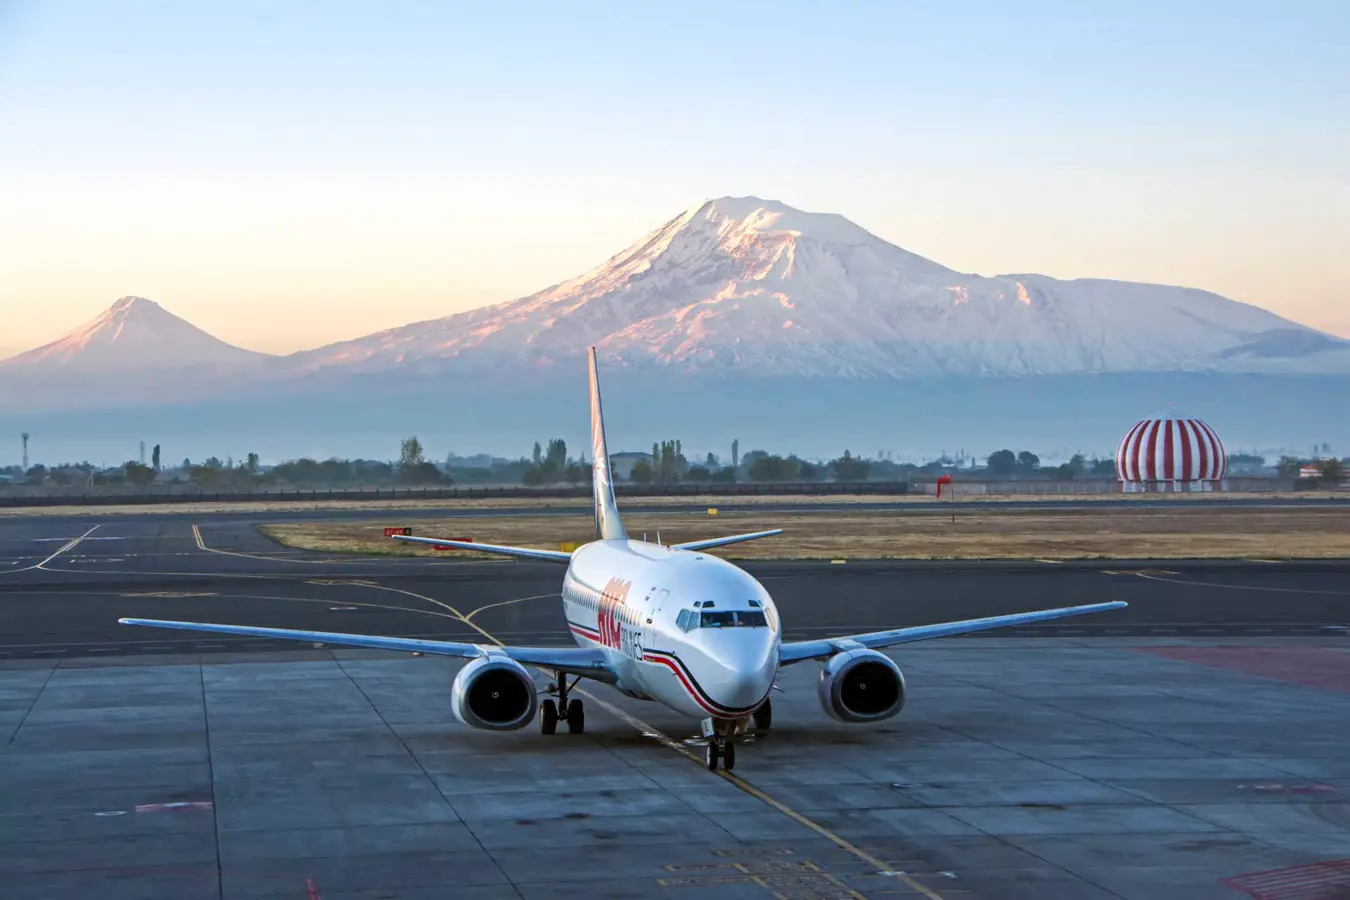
[121,347,1127,771]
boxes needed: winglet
[588,347,627,541]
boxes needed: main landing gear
[753,697,772,733]
[541,673,585,735]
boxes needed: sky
[2,0,1347,356]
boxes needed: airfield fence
[0,480,912,508]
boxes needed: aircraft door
[645,588,670,648]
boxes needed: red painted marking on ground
[1221,859,1350,899]
[305,877,323,900]
[1135,647,1350,694]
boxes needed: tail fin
[588,347,627,541]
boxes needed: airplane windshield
[698,610,768,629]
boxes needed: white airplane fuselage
[561,540,780,720]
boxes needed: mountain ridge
[276,196,1350,380]
[4,198,1348,398]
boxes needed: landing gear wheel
[566,699,585,734]
[753,698,772,733]
[540,699,558,735]
[705,740,720,771]
[722,740,736,771]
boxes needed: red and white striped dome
[1116,418,1227,483]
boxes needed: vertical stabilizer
[588,347,628,541]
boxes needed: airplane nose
[706,634,776,710]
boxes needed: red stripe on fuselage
[642,650,765,719]
[643,654,728,716]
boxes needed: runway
[4,492,1349,528]
[0,516,1347,659]
[4,514,1350,899]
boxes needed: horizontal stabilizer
[672,529,783,552]
[779,601,1128,665]
[117,618,616,682]
[391,534,573,563]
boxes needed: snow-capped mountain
[1,296,269,374]
[283,196,1350,379]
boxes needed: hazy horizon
[2,2,1346,354]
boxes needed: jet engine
[451,655,539,731]
[818,648,906,723]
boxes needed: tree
[545,439,566,473]
[151,444,161,471]
[1275,456,1304,478]
[532,441,543,466]
[246,452,260,474]
[987,449,1017,476]
[400,437,425,470]
[828,450,870,481]
[124,461,156,486]
[1317,458,1345,482]
[705,452,718,469]
[1017,451,1040,475]
[1091,457,1116,476]
[797,460,820,481]
[748,455,794,482]
[685,465,711,482]
[629,460,654,484]
[1066,454,1086,478]
[402,462,446,485]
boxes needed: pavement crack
[3,662,58,750]
[199,659,225,900]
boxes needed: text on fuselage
[598,577,643,660]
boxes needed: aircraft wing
[391,534,573,563]
[672,529,784,552]
[118,618,617,682]
[777,601,1127,666]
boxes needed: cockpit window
[697,610,767,629]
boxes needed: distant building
[1116,417,1227,493]
[608,452,652,480]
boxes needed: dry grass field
[261,505,1350,561]
[1,490,1341,518]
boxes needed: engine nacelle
[818,648,906,723]
[451,655,539,731]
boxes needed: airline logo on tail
[591,398,610,500]
[588,347,626,541]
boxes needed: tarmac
[3,493,1349,526]
[2,513,1350,899]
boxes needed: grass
[260,506,1350,561]
[2,489,1341,518]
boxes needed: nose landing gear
[700,717,742,771]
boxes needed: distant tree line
[7,439,1346,490]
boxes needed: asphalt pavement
[1,515,1346,660]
